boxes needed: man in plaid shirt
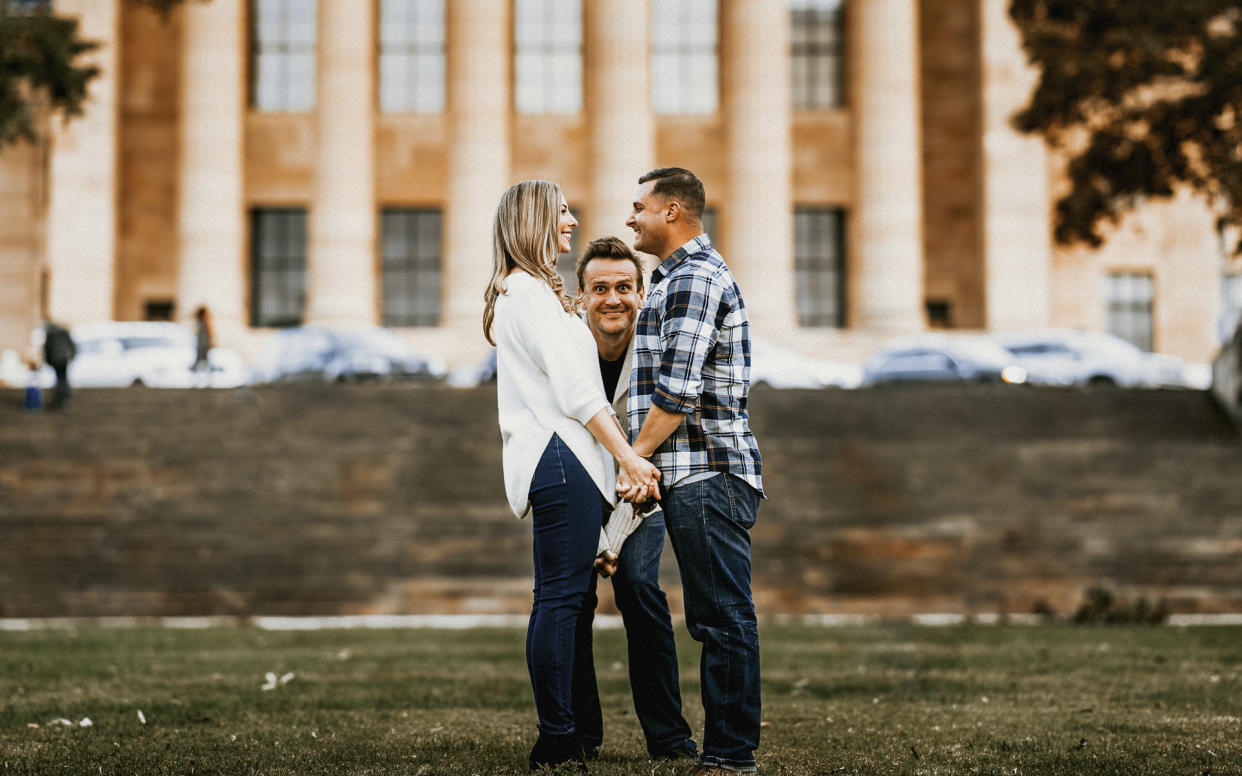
[626,167,764,774]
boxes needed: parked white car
[30,321,246,389]
[749,337,862,389]
[991,329,1192,388]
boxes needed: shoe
[580,742,599,761]
[528,731,588,773]
[691,764,755,775]
[652,744,697,761]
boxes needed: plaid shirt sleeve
[651,269,728,415]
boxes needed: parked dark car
[862,334,1027,386]
[250,326,446,384]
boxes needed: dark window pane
[794,207,846,327]
[790,1,844,110]
[381,208,442,326]
[251,209,308,327]
[1105,272,1154,351]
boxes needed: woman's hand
[617,452,661,504]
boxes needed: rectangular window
[651,0,718,114]
[251,0,317,112]
[1105,272,1154,351]
[381,208,442,327]
[251,209,307,327]
[790,0,844,109]
[794,207,846,327]
[702,205,719,241]
[514,0,583,113]
[378,0,445,113]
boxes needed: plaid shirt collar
[650,233,714,287]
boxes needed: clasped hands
[616,452,661,505]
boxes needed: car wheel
[1087,375,1117,387]
[130,378,145,388]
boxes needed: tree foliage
[1009,0,1242,254]
[0,0,194,149]
[0,0,99,147]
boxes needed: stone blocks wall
[1,384,1239,618]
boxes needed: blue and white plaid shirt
[627,234,764,495]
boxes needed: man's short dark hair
[638,167,705,222]
[575,236,645,292]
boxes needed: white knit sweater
[493,271,616,520]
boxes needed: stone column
[178,0,246,342]
[305,0,377,325]
[722,0,794,330]
[0,135,46,353]
[851,0,925,332]
[443,0,511,329]
[585,0,654,242]
[980,0,1050,330]
[44,0,119,325]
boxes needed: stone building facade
[1,0,1237,366]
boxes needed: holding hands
[617,451,661,504]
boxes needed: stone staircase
[1,383,1239,618]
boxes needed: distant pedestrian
[193,306,214,386]
[23,360,43,412]
[42,321,75,410]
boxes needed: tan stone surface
[980,0,1051,331]
[723,0,794,331]
[116,1,181,322]
[442,0,511,329]
[850,0,925,332]
[44,0,119,326]
[920,0,984,328]
[376,115,448,204]
[179,0,246,344]
[585,0,655,242]
[0,136,46,354]
[306,0,377,326]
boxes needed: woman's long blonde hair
[483,180,575,345]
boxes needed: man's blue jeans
[527,434,605,737]
[664,473,762,771]
[609,508,697,757]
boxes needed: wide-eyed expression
[582,258,643,338]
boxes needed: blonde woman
[484,180,660,771]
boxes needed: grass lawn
[0,622,1238,775]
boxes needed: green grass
[1,623,1238,775]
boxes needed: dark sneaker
[653,744,697,761]
[529,731,588,773]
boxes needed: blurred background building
[2,0,1239,368]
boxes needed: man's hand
[595,551,619,578]
[617,453,661,503]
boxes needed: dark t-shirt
[599,353,626,403]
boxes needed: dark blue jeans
[527,434,606,737]
[571,506,697,757]
[610,508,696,756]
[664,474,762,770]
